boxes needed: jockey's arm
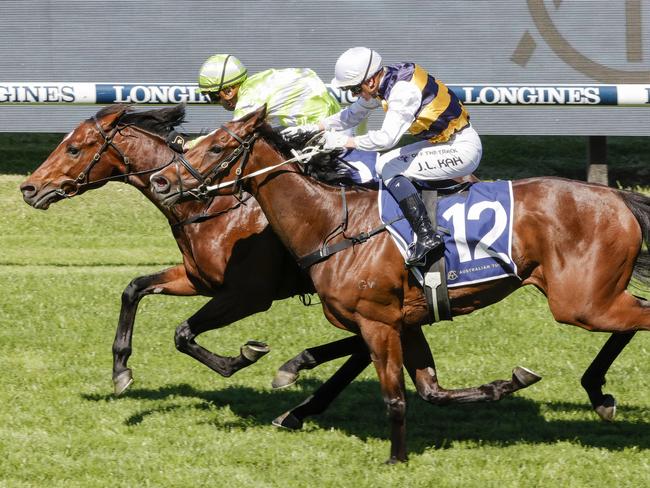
[352,81,420,152]
[321,97,378,132]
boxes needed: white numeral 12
[441,201,510,264]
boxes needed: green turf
[0,176,180,266]
[2,165,650,486]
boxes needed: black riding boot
[398,193,444,266]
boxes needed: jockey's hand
[280,124,320,142]
[319,131,350,151]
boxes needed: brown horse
[19,104,532,413]
[149,106,650,463]
[19,104,321,395]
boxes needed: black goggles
[202,91,221,103]
[342,84,363,96]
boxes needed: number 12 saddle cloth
[335,149,519,288]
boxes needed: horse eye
[67,145,80,156]
[209,146,223,154]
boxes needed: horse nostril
[20,183,37,198]
[151,175,170,194]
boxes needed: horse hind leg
[273,350,371,430]
[548,272,650,333]
[581,331,636,421]
[174,291,272,378]
[551,290,650,420]
[402,327,541,406]
[271,335,366,388]
[577,295,647,421]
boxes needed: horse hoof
[384,456,407,465]
[113,369,133,396]
[271,370,298,389]
[595,394,617,422]
[512,366,542,387]
[240,340,270,363]
[272,411,303,430]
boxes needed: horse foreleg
[581,331,636,421]
[174,290,272,378]
[113,265,196,396]
[271,335,367,388]
[402,327,541,405]
[272,350,371,429]
[360,320,408,464]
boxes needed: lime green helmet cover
[197,54,248,92]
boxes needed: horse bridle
[176,124,258,199]
[57,114,176,197]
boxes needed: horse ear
[170,102,187,126]
[256,104,268,123]
[104,104,130,128]
[239,105,268,132]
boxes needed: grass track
[1,173,649,486]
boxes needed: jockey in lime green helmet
[197,54,249,111]
[187,53,341,150]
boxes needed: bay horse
[19,104,533,412]
[149,106,650,463]
[19,104,313,395]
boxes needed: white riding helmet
[331,47,382,88]
[196,54,248,93]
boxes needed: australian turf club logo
[513,0,650,83]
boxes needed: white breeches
[376,125,482,182]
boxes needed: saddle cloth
[339,150,520,288]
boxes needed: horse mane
[257,123,372,190]
[93,103,130,119]
[121,103,187,137]
[257,122,297,159]
[90,103,186,138]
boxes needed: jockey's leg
[386,174,442,266]
[376,127,482,266]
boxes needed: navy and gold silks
[376,63,470,144]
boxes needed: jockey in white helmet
[186,54,340,150]
[283,47,482,266]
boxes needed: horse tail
[620,189,650,287]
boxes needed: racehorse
[19,104,312,395]
[149,106,650,463]
[19,104,534,413]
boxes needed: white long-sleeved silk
[322,80,423,151]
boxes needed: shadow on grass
[82,379,650,454]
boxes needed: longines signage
[1,82,648,106]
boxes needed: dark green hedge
[2,133,648,187]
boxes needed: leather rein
[55,115,177,198]
[174,124,258,201]
[173,125,400,269]
[53,114,246,228]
